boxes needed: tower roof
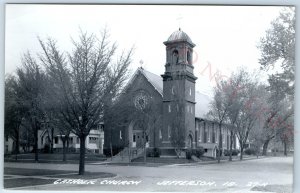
[164,28,195,46]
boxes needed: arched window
[187,51,192,64]
[172,50,179,64]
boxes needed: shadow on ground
[4,167,116,189]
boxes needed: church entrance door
[133,131,143,148]
[188,134,193,149]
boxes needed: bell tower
[161,28,197,149]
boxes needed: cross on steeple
[176,14,183,29]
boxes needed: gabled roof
[40,128,61,138]
[125,67,163,96]
[128,67,212,119]
[141,68,163,95]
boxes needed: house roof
[133,67,212,119]
[40,128,65,138]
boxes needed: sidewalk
[4,153,268,167]
[87,155,268,167]
[168,156,268,167]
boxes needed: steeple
[162,29,197,80]
[161,29,197,149]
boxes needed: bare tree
[4,75,26,155]
[208,80,231,163]
[14,53,48,162]
[222,72,246,161]
[44,75,73,160]
[39,29,133,175]
[51,112,72,161]
[210,69,267,161]
[234,83,262,160]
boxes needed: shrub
[153,148,161,157]
[224,149,229,156]
[224,149,240,156]
[68,147,76,153]
[216,148,223,157]
[232,149,240,156]
[43,144,50,153]
[244,148,256,155]
[186,149,192,159]
[147,148,161,157]
[186,147,205,159]
[103,146,124,157]
[192,147,205,158]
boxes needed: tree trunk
[110,142,113,161]
[144,146,146,163]
[67,137,69,153]
[218,123,222,163]
[110,127,113,161]
[143,140,146,163]
[262,139,270,156]
[62,139,66,162]
[51,128,54,153]
[175,148,180,158]
[240,146,244,160]
[153,127,156,149]
[79,135,86,175]
[284,141,287,156]
[128,146,131,163]
[27,129,30,153]
[15,129,20,154]
[34,128,38,162]
[229,131,233,161]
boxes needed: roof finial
[139,59,144,69]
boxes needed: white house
[38,124,104,154]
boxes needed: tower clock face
[134,90,150,111]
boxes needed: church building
[104,29,238,158]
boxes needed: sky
[5,4,285,96]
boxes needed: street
[4,156,293,192]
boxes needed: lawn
[4,153,107,163]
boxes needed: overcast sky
[5,4,285,96]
